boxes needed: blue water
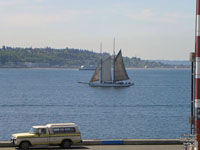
[0,68,190,140]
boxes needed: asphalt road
[0,145,183,150]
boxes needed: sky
[0,0,196,60]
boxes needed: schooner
[89,50,134,87]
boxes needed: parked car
[10,123,82,149]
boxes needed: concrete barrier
[79,139,102,145]
[0,139,183,147]
[123,139,182,145]
[0,141,14,147]
[102,140,124,145]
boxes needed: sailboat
[88,50,134,87]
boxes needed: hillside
[0,46,189,68]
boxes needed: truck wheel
[61,140,71,149]
[20,141,30,150]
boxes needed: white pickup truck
[11,123,82,150]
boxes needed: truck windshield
[29,128,37,134]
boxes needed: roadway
[0,145,183,150]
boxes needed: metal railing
[180,134,196,150]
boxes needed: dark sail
[114,50,129,81]
[101,56,112,82]
[90,64,100,82]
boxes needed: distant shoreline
[0,47,189,69]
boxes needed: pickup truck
[11,123,82,150]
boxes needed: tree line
[0,46,187,68]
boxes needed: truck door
[37,128,49,145]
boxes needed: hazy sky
[0,0,196,60]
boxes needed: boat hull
[89,82,134,87]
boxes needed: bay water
[0,68,190,140]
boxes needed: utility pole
[195,0,200,149]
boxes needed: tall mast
[100,43,103,83]
[113,38,115,82]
